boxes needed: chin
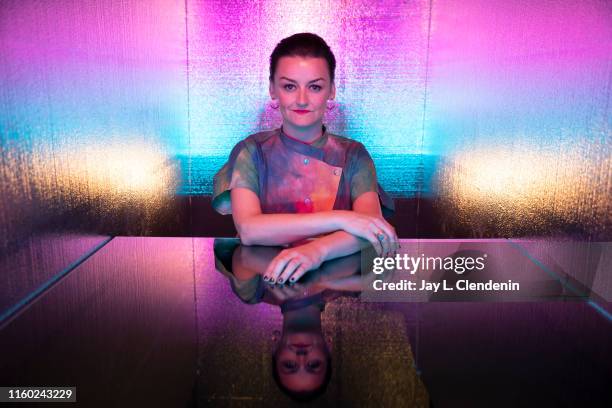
[289,117,322,128]
[294,121,317,128]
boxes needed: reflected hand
[266,282,307,302]
[263,242,325,285]
[338,212,398,257]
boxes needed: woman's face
[275,332,329,392]
[269,56,336,132]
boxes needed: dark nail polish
[290,277,296,282]
[263,276,269,281]
[278,279,284,284]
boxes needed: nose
[296,88,308,107]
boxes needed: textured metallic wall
[0,0,187,318]
[1,1,610,320]
[428,0,611,237]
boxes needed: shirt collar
[278,125,328,160]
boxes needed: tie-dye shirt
[212,126,394,217]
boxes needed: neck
[282,121,324,144]
[283,304,322,332]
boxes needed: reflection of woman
[213,33,398,286]
[213,240,362,401]
[272,293,332,401]
[214,240,363,308]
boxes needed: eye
[282,361,298,370]
[307,360,322,370]
[310,85,322,91]
[283,84,296,91]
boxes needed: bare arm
[230,188,395,251]
[231,187,345,245]
[310,190,388,261]
[263,191,398,284]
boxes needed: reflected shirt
[212,126,394,216]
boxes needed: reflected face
[270,56,336,132]
[275,332,329,392]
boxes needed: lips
[292,110,311,115]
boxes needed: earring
[270,99,279,110]
[326,99,336,111]
[271,330,281,342]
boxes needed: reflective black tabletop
[0,237,610,407]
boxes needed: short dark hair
[271,353,333,402]
[269,33,336,83]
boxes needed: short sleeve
[350,143,378,202]
[348,143,395,218]
[212,140,260,215]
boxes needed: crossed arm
[230,187,398,283]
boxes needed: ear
[329,81,336,100]
[326,336,333,353]
[269,81,276,100]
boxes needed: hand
[338,212,398,257]
[266,281,307,302]
[263,242,325,285]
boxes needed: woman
[213,33,397,285]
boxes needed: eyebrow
[279,77,326,84]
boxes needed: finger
[394,239,400,255]
[375,227,391,258]
[290,282,305,292]
[277,285,293,298]
[370,217,395,242]
[373,220,397,256]
[272,257,300,284]
[386,222,399,244]
[373,219,396,245]
[266,255,290,283]
[367,222,389,257]
[264,250,291,282]
[277,258,302,284]
[367,231,383,256]
[358,223,381,255]
[263,257,280,283]
[282,284,300,298]
[287,265,309,284]
[272,285,289,301]
[263,261,275,283]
